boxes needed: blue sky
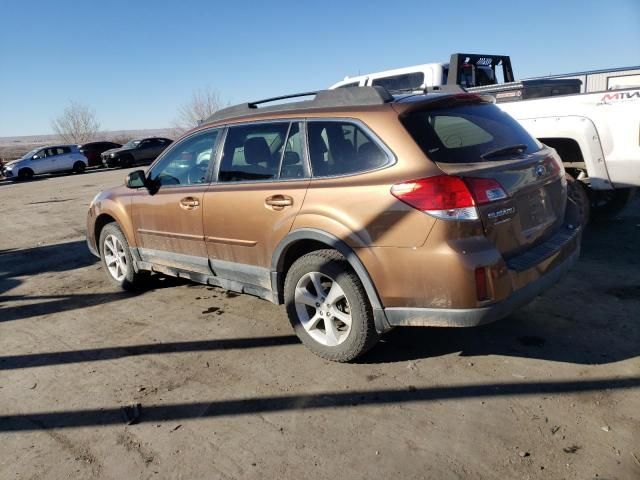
[1,0,639,136]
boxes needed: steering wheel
[186,162,208,185]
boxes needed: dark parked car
[79,141,122,167]
[101,137,173,168]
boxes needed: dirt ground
[0,168,639,480]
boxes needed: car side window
[148,129,220,187]
[61,146,71,154]
[218,122,289,182]
[33,150,46,160]
[278,123,307,180]
[307,121,389,177]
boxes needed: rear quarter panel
[291,107,441,248]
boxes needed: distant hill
[0,128,176,161]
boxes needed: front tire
[120,154,134,168]
[18,168,34,180]
[284,249,379,362]
[99,223,148,291]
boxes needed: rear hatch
[399,96,567,259]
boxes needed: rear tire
[284,249,379,362]
[565,173,590,227]
[18,168,34,180]
[99,223,148,291]
[591,188,636,220]
[73,161,86,173]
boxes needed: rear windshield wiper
[481,144,527,160]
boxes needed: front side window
[148,129,220,187]
[219,122,291,182]
[307,121,389,177]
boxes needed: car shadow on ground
[0,239,184,322]
[361,203,640,365]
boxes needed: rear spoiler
[395,91,496,115]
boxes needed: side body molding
[271,228,391,333]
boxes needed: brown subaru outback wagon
[86,87,581,361]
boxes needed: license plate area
[516,188,555,233]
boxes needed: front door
[131,128,221,274]
[29,149,48,174]
[203,121,309,287]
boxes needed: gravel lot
[1,169,639,479]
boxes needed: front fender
[87,192,136,254]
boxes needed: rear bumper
[378,224,580,328]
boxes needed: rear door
[45,147,67,172]
[202,121,309,286]
[58,146,77,170]
[401,100,566,258]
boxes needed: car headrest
[243,137,271,165]
[358,142,386,167]
[308,134,328,155]
[282,151,300,166]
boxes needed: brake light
[391,175,507,221]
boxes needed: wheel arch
[514,115,612,190]
[271,228,390,333]
[18,166,34,177]
[91,200,138,258]
[94,213,118,250]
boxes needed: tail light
[391,175,508,221]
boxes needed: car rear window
[401,103,540,163]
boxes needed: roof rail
[205,86,394,124]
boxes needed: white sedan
[2,145,88,180]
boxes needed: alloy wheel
[294,272,352,346]
[103,234,128,282]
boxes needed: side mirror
[126,170,147,189]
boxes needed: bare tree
[51,101,100,144]
[173,87,224,134]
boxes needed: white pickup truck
[330,53,640,222]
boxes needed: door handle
[265,195,293,210]
[179,197,200,210]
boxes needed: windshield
[401,103,541,164]
[123,140,140,149]
[20,148,41,160]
